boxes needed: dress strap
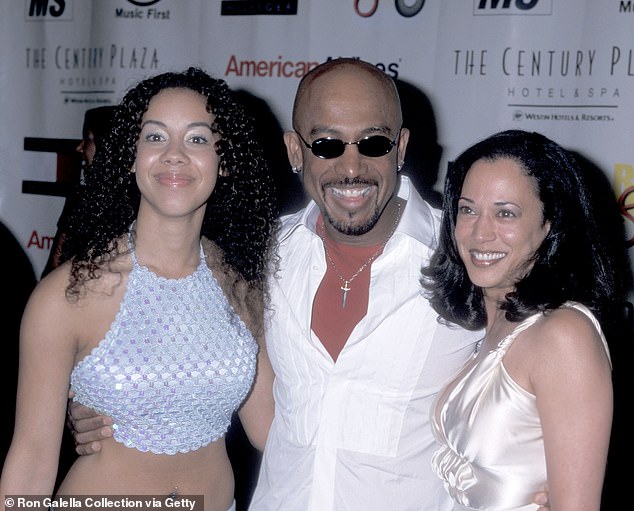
[128,223,205,272]
[127,225,138,267]
[129,229,206,273]
[505,312,541,338]
[497,311,544,354]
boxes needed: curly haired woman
[0,67,278,511]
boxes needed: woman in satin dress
[422,129,617,511]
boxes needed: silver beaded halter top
[70,237,258,454]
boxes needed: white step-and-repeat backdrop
[1,0,633,291]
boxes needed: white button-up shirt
[250,177,482,511]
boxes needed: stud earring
[291,166,302,174]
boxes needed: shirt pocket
[337,379,408,456]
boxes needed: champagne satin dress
[431,302,610,511]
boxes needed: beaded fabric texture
[70,242,258,455]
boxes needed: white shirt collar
[278,175,439,249]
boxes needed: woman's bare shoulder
[528,305,611,383]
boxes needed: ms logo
[26,0,71,19]
[474,0,552,15]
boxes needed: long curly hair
[61,67,279,300]
[421,129,620,330]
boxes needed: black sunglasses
[294,130,399,159]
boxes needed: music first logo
[26,0,169,20]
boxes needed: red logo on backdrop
[619,186,634,248]
[354,0,426,18]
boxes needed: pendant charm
[341,280,351,308]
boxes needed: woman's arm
[532,308,613,511]
[238,331,275,451]
[200,236,275,451]
[0,268,78,502]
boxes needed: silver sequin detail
[70,243,258,455]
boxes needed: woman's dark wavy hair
[421,129,619,331]
[61,67,278,299]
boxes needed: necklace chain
[320,201,401,308]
